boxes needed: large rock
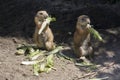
[0,0,120,37]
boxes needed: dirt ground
[0,28,120,80]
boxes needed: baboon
[73,15,93,61]
[34,11,55,51]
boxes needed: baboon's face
[77,15,91,29]
[36,11,49,21]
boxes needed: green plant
[16,45,63,76]
[89,27,103,41]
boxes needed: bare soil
[0,28,120,80]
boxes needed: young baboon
[34,11,55,51]
[73,15,93,61]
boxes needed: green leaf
[16,49,26,55]
[47,17,56,22]
[21,58,44,65]
[30,51,46,60]
[47,46,63,55]
[38,16,56,34]
[33,63,40,76]
[21,61,40,65]
[28,47,35,53]
[45,67,52,73]
[39,63,46,72]
[89,27,103,41]
[28,49,40,59]
[46,54,54,67]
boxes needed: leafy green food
[38,46,63,73]
[47,16,56,22]
[46,54,54,67]
[46,46,63,55]
[89,27,103,41]
[38,17,56,35]
[39,50,57,73]
[33,63,40,76]
[16,44,63,75]
[39,58,53,73]
[16,44,36,55]
[30,51,46,60]
[28,47,35,53]
[21,61,40,65]
[39,63,46,72]
[28,49,40,58]
[44,67,52,73]
[21,58,44,65]
[16,49,26,55]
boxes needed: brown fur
[73,15,93,58]
[33,11,55,51]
